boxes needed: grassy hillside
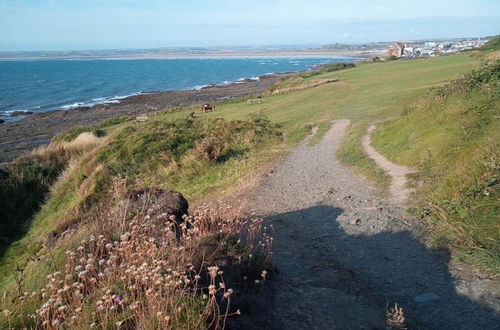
[372,62,499,272]
[0,53,485,328]
[0,117,278,328]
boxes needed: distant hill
[317,42,389,51]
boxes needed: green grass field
[154,54,479,188]
[157,54,477,124]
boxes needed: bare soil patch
[362,124,416,203]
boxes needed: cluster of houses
[387,38,488,58]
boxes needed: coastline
[0,72,292,163]
[0,53,375,163]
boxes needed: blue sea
[0,56,357,122]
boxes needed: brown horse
[201,104,215,113]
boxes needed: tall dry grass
[32,132,106,160]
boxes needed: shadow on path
[229,205,500,330]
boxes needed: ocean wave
[191,84,211,90]
[59,92,147,110]
[0,109,31,116]
[190,74,261,89]
[236,76,260,82]
[60,102,85,110]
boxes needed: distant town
[386,37,489,58]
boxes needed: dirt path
[362,124,416,203]
[229,120,499,329]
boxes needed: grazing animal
[201,104,215,113]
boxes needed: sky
[0,0,499,51]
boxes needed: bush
[97,118,279,180]
[428,60,499,98]
[194,136,224,161]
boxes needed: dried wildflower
[27,202,270,329]
[208,285,217,295]
[387,303,407,330]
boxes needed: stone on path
[414,292,441,303]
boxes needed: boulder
[414,292,440,303]
[10,111,33,117]
[127,188,189,223]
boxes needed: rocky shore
[0,73,289,163]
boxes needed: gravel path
[230,120,499,329]
[362,124,416,203]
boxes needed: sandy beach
[0,72,290,163]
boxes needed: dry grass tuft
[32,132,105,159]
[386,303,407,330]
